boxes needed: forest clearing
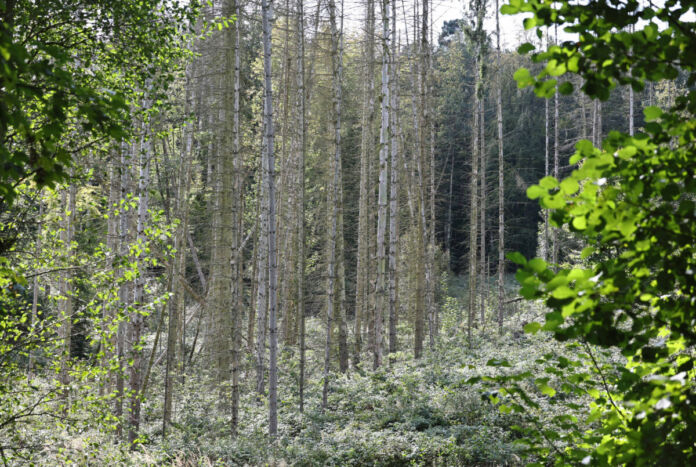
[1,0,695,465]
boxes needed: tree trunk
[354,0,375,368]
[495,0,505,334]
[469,0,485,341]
[129,101,152,445]
[230,0,243,436]
[323,0,342,408]
[479,95,486,328]
[28,197,43,377]
[294,0,307,413]
[261,0,278,436]
[552,26,560,268]
[374,0,390,369]
[58,182,76,409]
[387,0,399,358]
[422,0,436,350]
[116,140,131,438]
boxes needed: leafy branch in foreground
[481,0,696,464]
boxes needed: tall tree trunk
[495,0,505,334]
[294,0,307,413]
[116,140,131,438]
[479,94,486,328]
[387,0,399,358]
[374,0,390,369]
[355,0,375,368]
[336,179,349,373]
[230,0,243,436]
[28,197,43,377]
[543,37,550,262]
[469,0,485,341]
[58,182,76,408]
[445,154,453,268]
[409,5,426,358]
[279,0,294,346]
[102,154,120,392]
[422,0,436,350]
[255,163,269,397]
[163,55,196,436]
[129,102,152,445]
[261,0,278,436]
[324,0,341,408]
[552,25,560,268]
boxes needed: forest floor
[40,277,578,466]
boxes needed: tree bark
[128,98,152,445]
[294,0,307,413]
[58,182,76,409]
[261,0,278,436]
[163,55,195,437]
[495,0,505,334]
[374,0,390,369]
[323,0,342,408]
[387,0,399,358]
[354,0,375,369]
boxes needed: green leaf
[537,381,556,397]
[559,81,574,95]
[551,286,575,299]
[524,322,542,334]
[517,42,535,54]
[507,251,527,265]
[539,176,559,189]
[527,185,545,199]
[644,106,662,121]
[514,68,533,88]
[576,139,594,155]
[529,257,547,273]
[560,178,579,195]
[500,4,517,15]
[572,216,587,230]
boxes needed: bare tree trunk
[58,182,76,409]
[28,197,43,377]
[628,87,634,136]
[102,153,120,393]
[255,163,268,397]
[128,101,152,445]
[294,0,307,413]
[336,179,349,373]
[374,0,390,369]
[230,0,243,436]
[163,79,193,437]
[116,140,131,438]
[422,0,436,350]
[387,0,399,358]
[445,154,453,268]
[552,26,559,268]
[279,0,294,346]
[354,0,375,368]
[261,0,278,436]
[543,61,550,261]
[409,4,426,358]
[495,0,505,334]
[324,0,342,408]
[469,0,485,341]
[479,95,486,328]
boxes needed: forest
[1,0,695,464]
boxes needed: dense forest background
[1,0,695,464]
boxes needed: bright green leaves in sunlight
[488,0,696,465]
